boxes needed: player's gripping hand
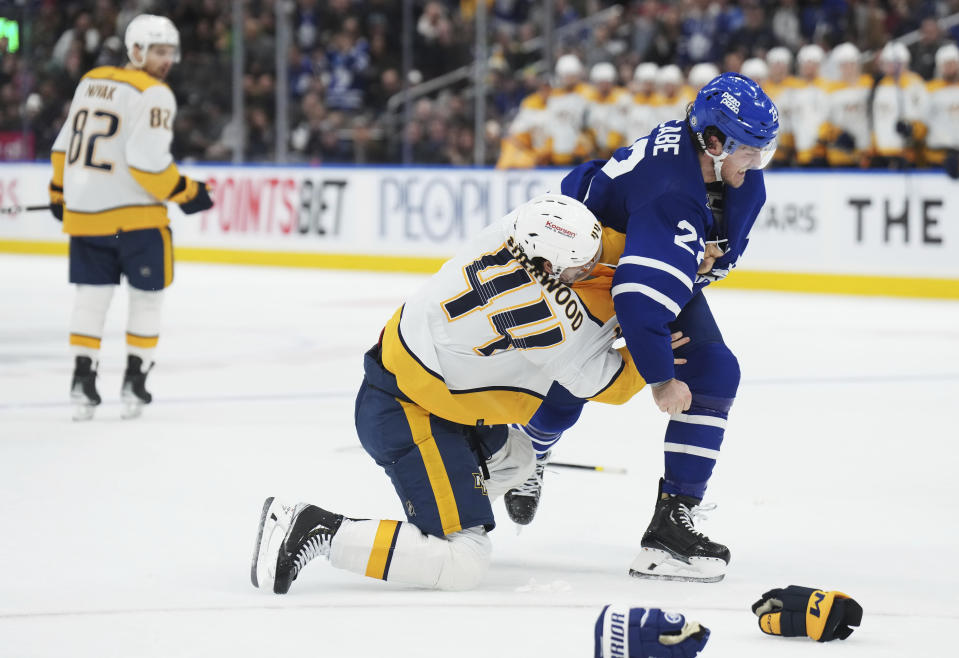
[752,585,862,642]
[168,175,214,214]
[650,378,691,415]
[944,149,959,180]
[595,606,709,658]
[834,131,856,151]
[48,181,64,221]
[178,181,213,214]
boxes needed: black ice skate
[629,479,729,583]
[71,356,101,421]
[251,497,345,594]
[504,450,550,525]
[121,355,153,419]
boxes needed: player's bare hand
[697,243,725,275]
[651,378,691,415]
[671,331,689,365]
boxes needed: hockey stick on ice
[0,204,52,214]
[549,461,628,475]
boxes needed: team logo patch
[664,612,683,624]
[406,499,415,517]
[140,266,151,277]
[473,472,487,495]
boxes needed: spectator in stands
[911,17,946,80]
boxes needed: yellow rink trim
[2,239,957,298]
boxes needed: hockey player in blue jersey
[505,73,779,583]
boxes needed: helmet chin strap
[709,151,727,182]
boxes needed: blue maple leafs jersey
[561,120,767,384]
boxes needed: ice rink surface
[1,253,958,657]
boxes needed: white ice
[1,253,957,657]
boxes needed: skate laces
[512,453,550,497]
[675,501,717,537]
[292,529,333,577]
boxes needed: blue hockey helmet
[688,72,779,169]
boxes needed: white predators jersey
[871,72,928,155]
[508,92,549,150]
[544,84,591,162]
[789,78,830,157]
[587,87,629,156]
[924,79,959,149]
[652,87,694,127]
[52,66,180,236]
[380,216,644,426]
[626,92,659,143]
[825,76,872,150]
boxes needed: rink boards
[0,163,956,298]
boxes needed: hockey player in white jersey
[586,62,629,159]
[923,43,959,178]
[49,15,213,420]
[871,41,929,168]
[821,43,872,167]
[252,194,686,593]
[789,44,829,166]
[625,62,659,143]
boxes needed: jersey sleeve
[612,194,704,384]
[126,84,183,201]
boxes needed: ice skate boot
[121,355,153,419]
[71,356,101,421]
[504,450,550,525]
[629,479,729,583]
[251,497,345,594]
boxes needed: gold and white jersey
[625,92,659,143]
[586,86,629,156]
[924,79,959,150]
[543,83,592,164]
[51,66,184,236]
[788,77,830,162]
[871,72,928,156]
[651,87,694,127]
[824,75,872,149]
[380,216,645,426]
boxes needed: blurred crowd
[1,0,958,171]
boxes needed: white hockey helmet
[125,14,180,67]
[656,64,684,88]
[634,62,659,84]
[590,62,617,84]
[766,47,793,66]
[688,62,720,90]
[797,44,825,65]
[880,41,910,65]
[555,54,584,78]
[935,43,959,76]
[741,58,769,83]
[509,194,602,284]
[831,42,861,64]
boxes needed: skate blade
[628,547,726,583]
[121,400,145,420]
[251,497,291,592]
[72,403,96,421]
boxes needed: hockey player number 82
[443,248,564,357]
[67,109,120,172]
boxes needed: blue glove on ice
[595,606,710,658]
